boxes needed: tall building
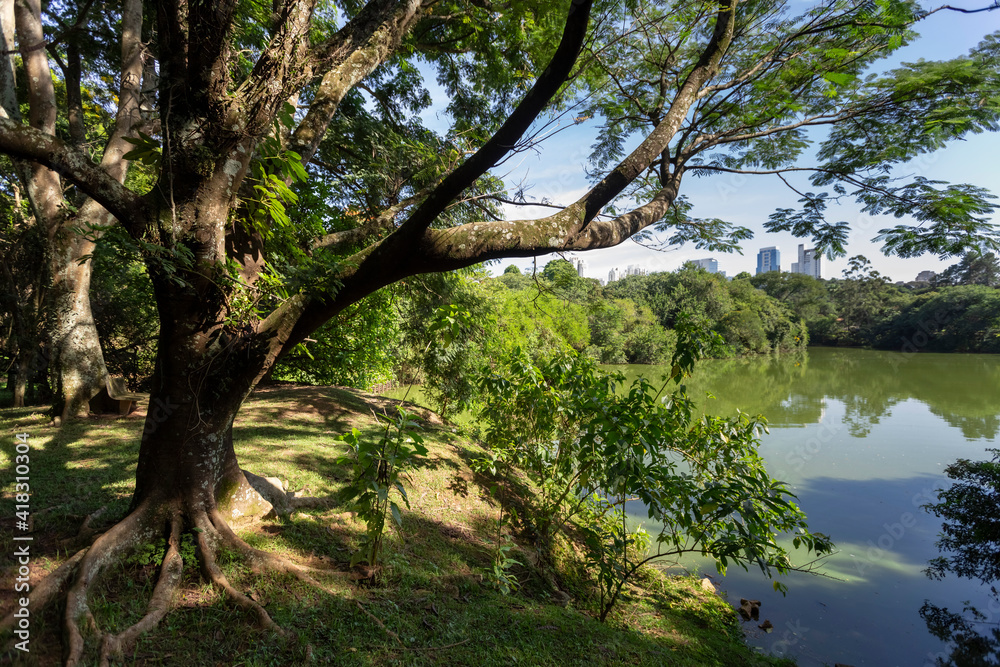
[608,267,622,283]
[690,258,719,273]
[789,244,821,278]
[756,246,780,275]
[575,259,587,277]
[625,264,647,277]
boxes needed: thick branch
[74,0,144,228]
[311,185,436,252]
[231,0,317,139]
[394,0,594,238]
[580,0,737,224]
[274,0,739,354]
[14,0,62,227]
[290,0,423,165]
[0,118,149,230]
[187,0,239,113]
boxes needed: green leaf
[822,71,853,87]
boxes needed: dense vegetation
[1,0,999,659]
[752,251,1000,353]
[7,250,998,407]
[1,256,810,400]
[0,387,799,667]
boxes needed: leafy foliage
[335,407,428,569]
[398,271,501,415]
[90,228,159,389]
[272,288,401,389]
[925,450,1000,585]
[477,319,832,621]
[935,251,1000,288]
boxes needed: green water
[387,348,1000,665]
[613,347,1000,667]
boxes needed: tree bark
[9,0,145,420]
[13,347,29,407]
[46,231,109,418]
[128,235,280,518]
[131,390,269,521]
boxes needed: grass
[0,384,794,666]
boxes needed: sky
[419,3,1000,283]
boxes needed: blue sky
[419,3,1000,282]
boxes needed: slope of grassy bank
[1,385,792,666]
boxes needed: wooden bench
[89,376,144,415]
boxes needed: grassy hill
[1,385,793,665]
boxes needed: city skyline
[505,244,940,284]
[756,247,780,275]
[790,244,822,279]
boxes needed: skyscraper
[756,246,780,274]
[690,258,719,273]
[789,244,821,278]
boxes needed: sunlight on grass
[1,385,795,666]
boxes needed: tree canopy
[1,0,999,662]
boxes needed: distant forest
[55,243,997,411]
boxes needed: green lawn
[1,385,792,666]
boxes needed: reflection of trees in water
[930,410,1000,442]
[673,351,825,424]
[920,601,1000,667]
[920,451,1000,666]
[617,348,1000,438]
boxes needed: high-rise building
[608,267,622,283]
[690,258,719,273]
[789,244,821,278]
[625,264,647,277]
[575,259,588,277]
[756,246,780,275]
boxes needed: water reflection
[611,348,1000,440]
[615,347,1000,667]
[920,597,1000,666]
[919,450,1000,666]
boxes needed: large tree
[1,0,998,662]
[0,0,149,420]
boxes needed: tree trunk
[47,230,109,420]
[129,276,277,521]
[131,392,271,522]
[13,345,29,407]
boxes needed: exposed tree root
[0,547,87,636]
[193,513,285,635]
[97,516,184,667]
[203,509,465,654]
[242,469,336,517]
[64,503,160,666]
[59,506,108,549]
[207,508,340,580]
[355,600,403,647]
[3,496,354,665]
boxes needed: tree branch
[230,0,318,140]
[289,0,424,165]
[14,0,62,227]
[393,0,595,238]
[275,0,742,354]
[0,118,148,230]
[74,0,145,230]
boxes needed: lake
[611,347,1000,667]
